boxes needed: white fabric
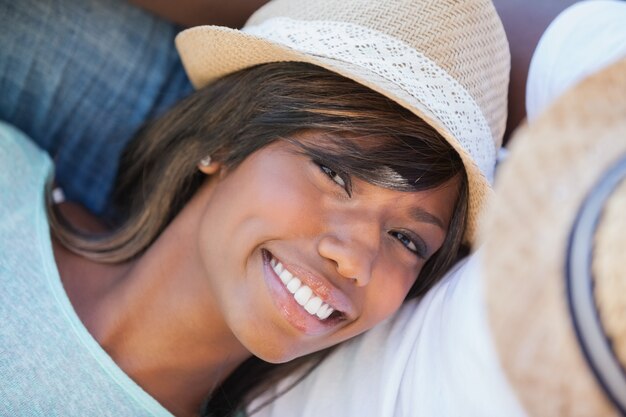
[249,254,526,417]
[244,17,496,183]
[526,0,626,122]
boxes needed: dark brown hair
[48,62,467,416]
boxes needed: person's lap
[0,0,192,216]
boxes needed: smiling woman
[0,0,509,416]
[48,62,467,413]
[63,63,466,293]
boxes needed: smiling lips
[269,257,335,320]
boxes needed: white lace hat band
[243,18,497,183]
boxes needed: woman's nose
[316,224,379,287]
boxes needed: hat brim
[482,57,626,416]
[175,25,494,244]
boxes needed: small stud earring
[199,156,212,167]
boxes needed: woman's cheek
[367,262,417,319]
[252,169,327,230]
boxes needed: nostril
[318,234,374,284]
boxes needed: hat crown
[247,0,510,147]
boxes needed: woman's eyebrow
[409,207,445,230]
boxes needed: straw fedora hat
[482,57,626,417]
[175,0,510,244]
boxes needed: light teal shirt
[0,122,174,416]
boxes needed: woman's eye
[319,164,347,189]
[389,231,424,258]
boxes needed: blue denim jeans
[0,0,193,215]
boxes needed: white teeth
[279,269,293,285]
[294,286,313,306]
[317,305,334,320]
[316,304,328,319]
[270,256,338,321]
[286,278,301,294]
[304,297,323,314]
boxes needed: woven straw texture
[482,57,626,417]
[247,0,510,145]
[175,0,510,244]
[594,179,626,368]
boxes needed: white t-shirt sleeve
[526,0,626,122]
[249,253,525,417]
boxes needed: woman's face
[196,132,460,362]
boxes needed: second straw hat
[483,57,626,417]
[175,0,510,243]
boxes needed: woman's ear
[197,156,222,175]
